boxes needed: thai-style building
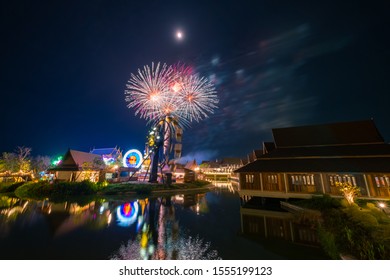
[234,120,390,200]
[167,159,198,183]
[50,149,138,183]
[49,149,104,182]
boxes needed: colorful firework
[179,74,218,122]
[125,62,175,122]
[125,62,218,127]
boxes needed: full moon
[176,30,183,40]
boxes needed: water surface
[0,185,327,259]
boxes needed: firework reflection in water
[111,197,220,260]
[111,233,220,260]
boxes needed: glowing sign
[116,201,139,227]
[123,149,143,168]
[52,156,63,166]
[102,156,115,165]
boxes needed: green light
[52,156,63,166]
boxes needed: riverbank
[0,180,213,201]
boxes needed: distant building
[234,120,390,200]
[90,147,122,165]
[200,158,242,181]
[168,159,198,183]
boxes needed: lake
[0,183,327,259]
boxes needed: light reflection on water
[0,183,327,260]
[0,192,222,259]
[111,197,220,260]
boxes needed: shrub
[344,207,379,227]
[0,182,25,193]
[15,180,101,199]
[293,194,341,211]
[366,202,377,210]
[317,226,339,259]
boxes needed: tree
[1,152,18,173]
[336,182,360,205]
[15,146,32,172]
[0,158,6,172]
[31,155,51,177]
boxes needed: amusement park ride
[122,117,183,183]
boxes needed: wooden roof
[247,153,254,163]
[184,159,197,170]
[50,149,103,171]
[272,119,384,148]
[220,157,242,165]
[253,149,263,159]
[263,142,276,153]
[235,120,390,174]
[90,147,121,157]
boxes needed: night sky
[1,0,389,162]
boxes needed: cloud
[182,24,350,159]
[175,150,219,164]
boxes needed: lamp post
[378,202,390,216]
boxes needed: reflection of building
[49,149,104,182]
[235,120,390,200]
[240,207,319,246]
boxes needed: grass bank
[98,180,211,195]
[12,180,211,201]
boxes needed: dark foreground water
[0,185,327,260]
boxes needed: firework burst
[179,74,218,122]
[125,62,218,127]
[125,62,175,122]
